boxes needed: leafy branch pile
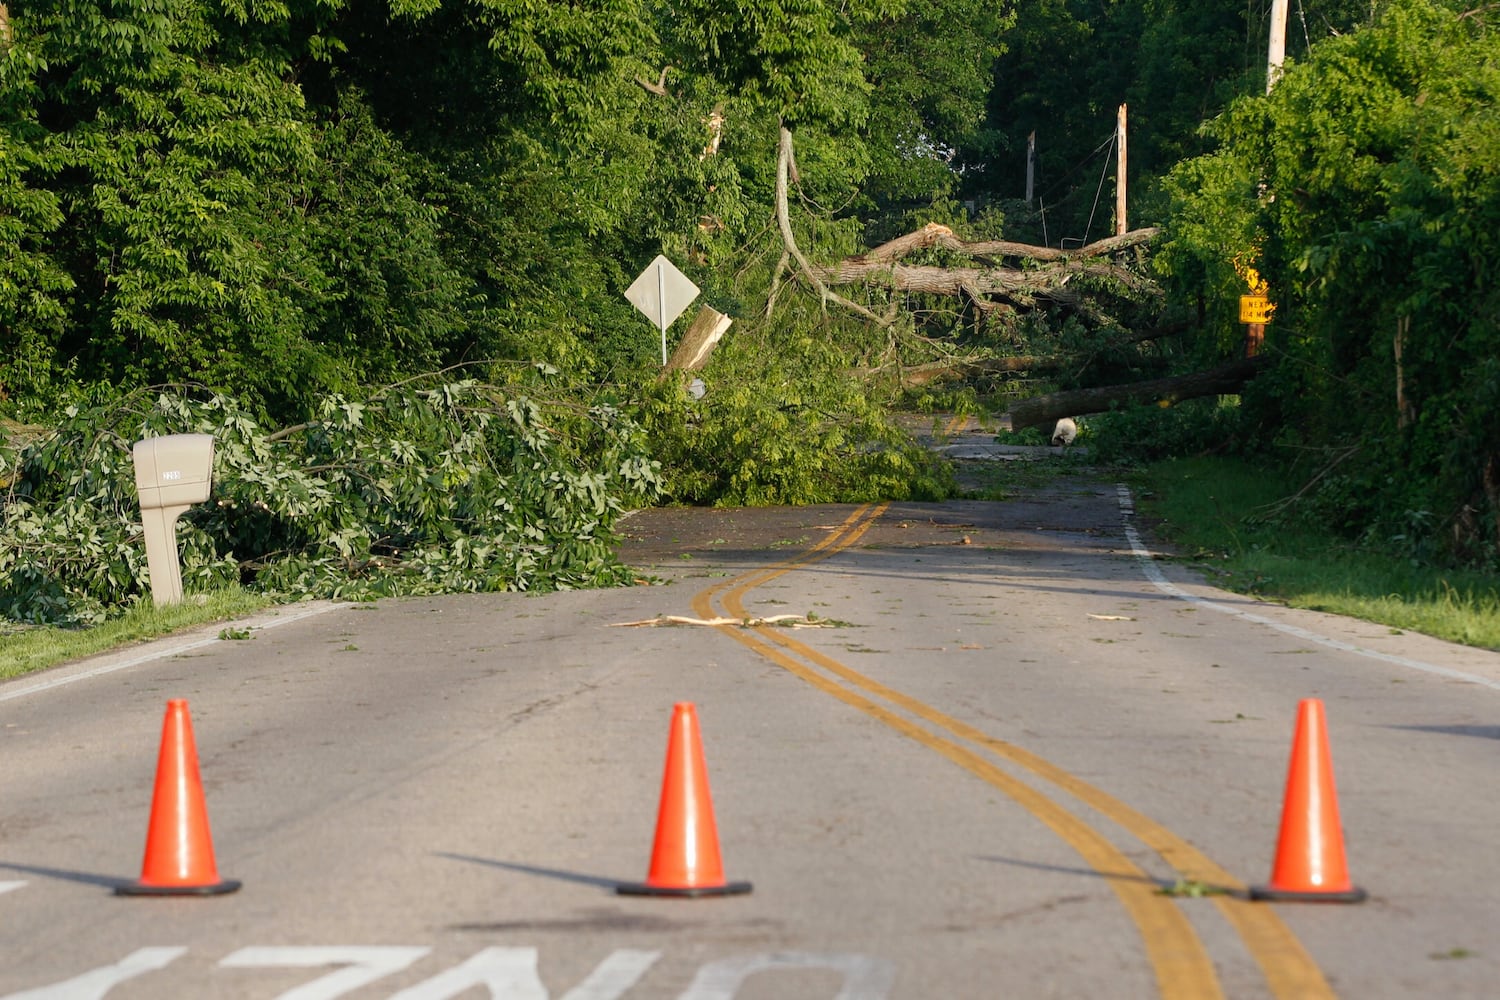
[0,382,662,626]
[643,318,957,506]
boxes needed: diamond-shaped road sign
[626,254,700,365]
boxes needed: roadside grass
[1135,457,1500,651]
[0,587,274,681]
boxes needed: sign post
[625,255,700,366]
[1240,294,1271,357]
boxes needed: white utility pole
[1268,0,1289,93]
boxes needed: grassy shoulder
[0,587,275,682]
[1134,456,1500,651]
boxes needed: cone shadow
[0,861,133,892]
[435,853,621,891]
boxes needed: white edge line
[0,881,25,895]
[1116,484,1500,692]
[0,602,351,705]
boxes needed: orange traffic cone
[116,700,241,896]
[618,703,751,898]
[1250,699,1365,902]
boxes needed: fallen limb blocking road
[1007,355,1272,431]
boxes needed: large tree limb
[812,258,1158,298]
[634,66,670,96]
[859,221,1160,266]
[775,127,890,327]
[1007,356,1272,430]
[769,132,1160,330]
[784,208,1161,321]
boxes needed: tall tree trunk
[1394,316,1414,430]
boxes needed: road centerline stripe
[691,501,1336,1000]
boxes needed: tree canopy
[1162,0,1500,562]
[2,0,1498,625]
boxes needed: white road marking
[1117,484,1500,691]
[0,881,25,895]
[557,951,662,1000]
[0,947,185,1000]
[386,947,659,1000]
[0,948,886,998]
[677,952,896,1000]
[0,602,348,705]
[219,946,431,1000]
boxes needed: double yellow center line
[690,503,1334,1000]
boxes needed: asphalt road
[2,470,1498,999]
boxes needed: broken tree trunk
[663,305,732,373]
[864,351,1173,387]
[1007,356,1272,431]
[855,220,1159,265]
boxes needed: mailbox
[132,434,215,606]
[133,434,215,509]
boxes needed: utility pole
[1267,0,1289,93]
[1115,105,1127,236]
[1026,131,1036,207]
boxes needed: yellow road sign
[1239,295,1274,324]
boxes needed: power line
[1079,131,1117,248]
[1031,128,1118,207]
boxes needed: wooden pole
[1246,323,1264,358]
[1115,105,1127,237]
[1268,0,1289,93]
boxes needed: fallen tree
[811,222,1162,308]
[853,320,1190,387]
[769,127,1164,328]
[765,127,1257,420]
[1007,355,1272,431]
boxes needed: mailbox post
[132,434,215,606]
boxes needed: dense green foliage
[0,0,1000,622]
[0,0,1009,416]
[3,0,1497,626]
[1161,0,1500,568]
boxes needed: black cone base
[617,879,752,898]
[1249,884,1365,903]
[116,879,242,897]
